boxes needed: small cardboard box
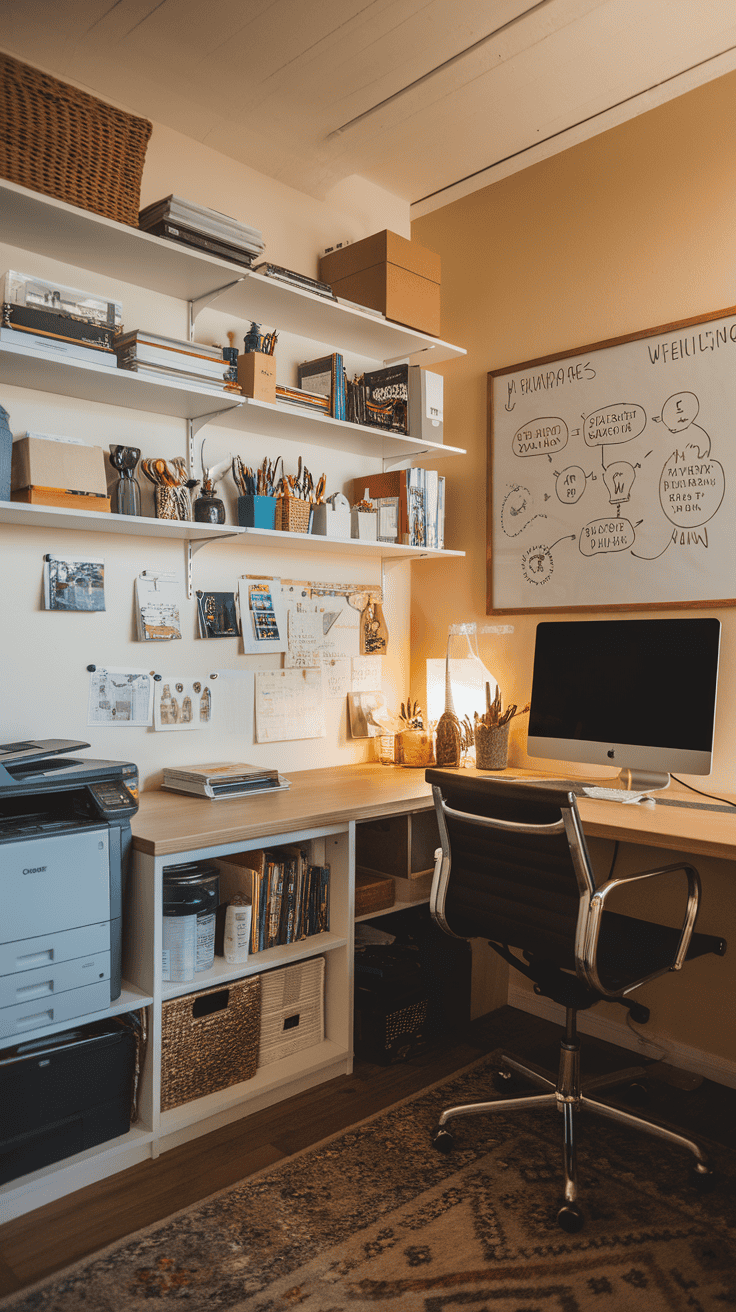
[11,436,108,496]
[238,352,276,402]
[319,231,441,336]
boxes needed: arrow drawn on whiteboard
[549,535,576,550]
[631,530,676,560]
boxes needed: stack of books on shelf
[275,384,330,414]
[254,262,336,300]
[216,846,330,954]
[1,270,121,367]
[138,195,265,267]
[297,353,347,419]
[351,467,445,548]
[114,330,229,392]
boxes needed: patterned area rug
[3,1054,735,1311]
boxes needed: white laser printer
[0,740,139,1040]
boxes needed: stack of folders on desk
[217,846,330,953]
[138,196,265,267]
[162,762,290,800]
[115,331,228,392]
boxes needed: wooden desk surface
[131,763,435,857]
[131,763,736,862]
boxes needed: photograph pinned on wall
[196,591,239,639]
[44,554,105,611]
[154,676,213,730]
[135,572,183,641]
[347,691,397,739]
[87,667,153,727]
[238,577,289,655]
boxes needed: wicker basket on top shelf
[0,53,152,226]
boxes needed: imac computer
[526,616,721,791]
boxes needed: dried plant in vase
[435,653,462,767]
[474,682,529,771]
[398,695,434,768]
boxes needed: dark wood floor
[1,1005,734,1298]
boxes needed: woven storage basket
[0,53,152,226]
[276,497,311,533]
[258,957,324,1067]
[160,975,261,1111]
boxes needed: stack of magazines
[139,195,265,267]
[162,762,290,799]
[115,330,228,392]
[275,384,330,414]
[1,270,121,367]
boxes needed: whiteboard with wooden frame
[487,306,736,614]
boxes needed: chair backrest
[425,772,596,972]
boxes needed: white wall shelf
[223,395,465,460]
[0,502,464,560]
[2,181,465,366]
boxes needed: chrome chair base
[432,1015,714,1231]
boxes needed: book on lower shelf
[214,847,330,953]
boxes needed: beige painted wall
[412,70,736,1073]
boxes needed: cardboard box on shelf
[319,230,441,336]
[238,352,276,402]
[11,436,108,496]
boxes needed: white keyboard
[580,786,653,805]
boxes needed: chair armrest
[582,862,701,997]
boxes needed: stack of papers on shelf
[139,196,265,266]
[275,384,330,413]
[114,330,228,392]
[162,762,290,800]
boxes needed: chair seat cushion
[595,911,720,991]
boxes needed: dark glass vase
[193,488,226,524]
[108,445,141,516]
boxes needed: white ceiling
[3,0,736,217]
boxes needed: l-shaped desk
[7,763,733,1225]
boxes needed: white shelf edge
[159,1039,348,1135]
[161,933,347,1001]
[227,395,465,459]
[0,1124,155,1201]
[238,526,464,559]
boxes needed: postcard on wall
[135,572,183,641]
[196,591,239,639]
[154,676,213,731]
[255,668,325,742]
[238,577,289,655]
[324,657,350,699]
[347,691,393,738]
[87,667,152,726]
[284,607,324,668]
[44,555,105,612]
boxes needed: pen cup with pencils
[237,322,277,402]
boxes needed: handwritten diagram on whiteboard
[488,309,735,612]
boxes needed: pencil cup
[237,495,276,529]
[474,722,510,770]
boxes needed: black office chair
[425,770,727,1232]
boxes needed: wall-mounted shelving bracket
[187,275,250,338]
[187,410,241,473]
[187,532,240,599]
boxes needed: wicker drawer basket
[276,497,311,533]
[258,957,324,1067]
[0,53,152,227]
[160,976,261,1111]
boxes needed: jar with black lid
[162,862,220,981]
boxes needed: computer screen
[526,617,721,789]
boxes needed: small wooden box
[355,869,395,917]
[12,486,111,512]
[238,352,276,402]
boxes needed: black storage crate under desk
[160,976,261,1111]
[354,944,430,1065]
[0,1018,136,1185]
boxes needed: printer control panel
[88,781,138,817]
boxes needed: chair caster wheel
[557,1202,584,1233]
[432,1126,455,1154]
[625,1081,649,1105]
[689,1163,716,1192]
[493,1068,520,1096]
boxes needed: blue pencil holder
[237,495,277,529]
